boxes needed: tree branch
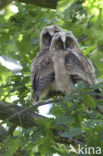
[0,101,46,128]
[0,126,8,142]
[0,100,83,145]
[0,99,61,126]
[78,35,88,42]
[16,0,59,9]
[0,0,13,10]
[0,99,102,145]
[0,0,59,10]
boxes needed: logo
[69,144,101,155]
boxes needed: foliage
[0,0,103,155]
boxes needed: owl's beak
[49,31,54,36]
[63,43,66,50]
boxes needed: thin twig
[18,115,28,155]
[78,35,88,42]
[0,98,60,126]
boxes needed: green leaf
[56,115,74,124]
[60,128,82,138]
[82,94,96,109]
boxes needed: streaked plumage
[50,31,98,95]
[31,25,63,101]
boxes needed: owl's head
[50,31,79,54]
[40,25,63,50]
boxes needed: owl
[50,31,98,95]
[31,25,63,101]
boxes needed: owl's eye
[57,41,63,47]
[43,32,52,46]
[54,30,59,33]
[66,40,71,46]
[55,39,63,49]
[45,33,51,39]
[66,37,74,48]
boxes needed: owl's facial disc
[43,28,62,47]
[54,36,74,50]
[43,32,52,46]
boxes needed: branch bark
[0,0,59,10]
[0,100,83,145]
[0,0,13,10]
[0,99,102,145]
[0,126,8,142]
[16,0,59,9]
[0,101,46,128]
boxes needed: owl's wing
[65,52,96,87]
[76,50,97,80]
[31,49,54,100]
[68,52,102,99]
